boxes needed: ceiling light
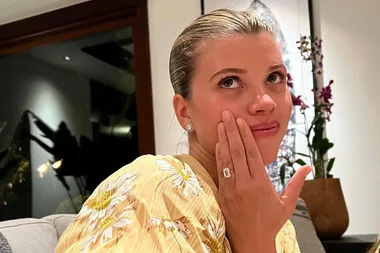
[64,56,71,61]
[52,159,63,169]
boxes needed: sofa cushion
[43,214,76,239]
[291,198,326,253]
[0,218,57,253]
[0,232,12,253]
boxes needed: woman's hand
[215,111,311,253]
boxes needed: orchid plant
[280,35,335,186]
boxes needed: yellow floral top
[55,154,300,253]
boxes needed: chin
[262,155,277,166]
[258,142,282,166]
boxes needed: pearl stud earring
[185,123,194,133]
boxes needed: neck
[188,137,219,187]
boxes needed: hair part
[169,8,273,100]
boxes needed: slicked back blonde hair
[169,8,273,99]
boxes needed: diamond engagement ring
[223,167,233,179]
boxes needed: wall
[0,0,89,24]
[1,0,378,234]
[0,53,91,217]
[148,0,201,155]
[315,0,380,234]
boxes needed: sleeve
[275,220,301,253]
[55,155,207,253]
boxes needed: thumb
[281,165,312,211]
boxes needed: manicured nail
[222,111,230,122]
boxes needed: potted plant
[280,36,349,239]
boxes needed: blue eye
[219,76,241,88]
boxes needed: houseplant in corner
[280,36,349,240]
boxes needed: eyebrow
[209,64,287,81]
[210,68,247,81]
[268,64,287,72]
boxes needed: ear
[173,94,192,131]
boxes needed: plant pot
[300,178,349,240]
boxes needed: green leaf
[319,138,334,157]
[295,152,311,158]
[310,113,321,126]
[312,134,321,149]
[312,127,324,149]
[290,168,297,177]
[327,173,333,178]
[280,164,286,185]
[326,157,335,173]
[307,113,322,137]
[295,159,307,166]
[315,119,324,130]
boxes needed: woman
[55,8,311,253]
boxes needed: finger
[215,143,226,193]
[236,118,271,182]
[222,111,250,182]
[281,165,312,211]
[217,123,235,190]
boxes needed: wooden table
[321,234,378,253]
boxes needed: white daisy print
[156,158,202,198]
[82,201,136,251]
[76,172,138,225]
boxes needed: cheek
[277,91,292,119]
[190,97,238,154]
[285,92,293,117]
[190,100,221,151]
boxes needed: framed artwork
[202,0,315,192]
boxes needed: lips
[249,121,280,138]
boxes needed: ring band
[223,167,233,178]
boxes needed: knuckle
[225,124,235,133]
[235,184,249,196]
[246,147,259,157]
[241,129,250,139]
[231,145,245,158]
[222,158,231,168]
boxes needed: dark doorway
[0,0,154,220]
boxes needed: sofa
[0,200,326,253]
[0,214,75,253]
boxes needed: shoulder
[84,154,204,215]
[108,154,188,178]
[100,154,179,186]
[57,155,217,252]
[105,154,200,191]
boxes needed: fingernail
[305,166,312,176]
[222,111,230,122]
[236,118,244,128]
[217,122,223,132]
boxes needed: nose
[248,93,276,115]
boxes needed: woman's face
[177,32,292,165]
